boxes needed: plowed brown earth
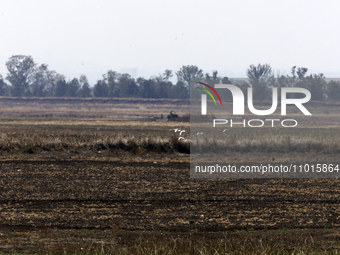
[0,157,339,231]
[0,98,339,253]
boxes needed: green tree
[0,74,9,96]
[93,80,108,97]
[246,63,275,100]
[327,80,340,100]
[300,74,326,101]
[221,76,232,84]
[31,65,64,97]
[55,79,67,97]
[6,55,36,96]
[163,69,173,81]
[204,70,220,86]
[106,70,118,97]
[125,80,138,97]
[296,67,308,78]
[66,78,80,97]
[156,81,172,98]
[173,81,189,99]
[139,79,155,98]
[44,71,64,97]
[117,73,138,97]
[176,65,203,87]
[79,75,91,97]
[31,64,52,97]
[285,67,326,101]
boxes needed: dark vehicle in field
[167,110,178,121]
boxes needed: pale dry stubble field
[0,97,339,254]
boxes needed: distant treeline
[0,55,339,101]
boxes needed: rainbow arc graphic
[197,82,222,106]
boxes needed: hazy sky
[1,0,340,84]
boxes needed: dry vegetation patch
[0,98,339,254]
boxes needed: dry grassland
[0,97,339,254]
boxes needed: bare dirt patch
[0,97,339,254]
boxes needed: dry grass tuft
[0,129,190,154]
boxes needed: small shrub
[171,135,190,154]
[23,145,34,154]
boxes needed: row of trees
[0,55,193,99]
[245,64,338,101]
[0,55,339,101]
[194,63,340,101]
